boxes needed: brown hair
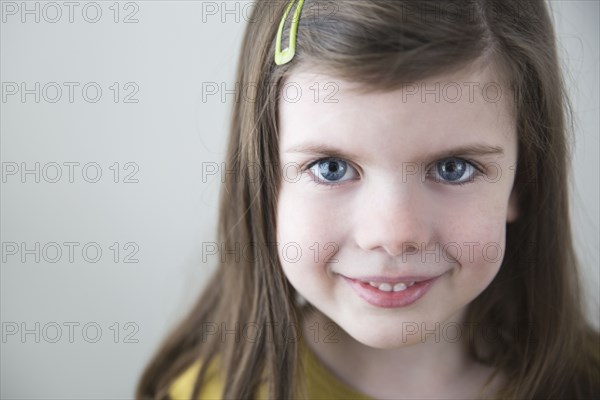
[137,1,599,398]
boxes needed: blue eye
[434,158,477,184]
[308,158,357,184]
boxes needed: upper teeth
[368,281,415,292]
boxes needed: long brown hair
[137,1,599,398]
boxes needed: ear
[506,187,519,223]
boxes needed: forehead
[278,65,516,161]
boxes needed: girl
[138,0,599,398]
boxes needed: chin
[343,324,425,350]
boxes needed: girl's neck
[300,309,503,399]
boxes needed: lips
[340,274,441,308]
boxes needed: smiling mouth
[340,275,441,308]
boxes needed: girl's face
[276,66,518,349]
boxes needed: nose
[353,182,433,258]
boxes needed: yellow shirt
[169,341,371,399]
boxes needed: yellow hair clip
[274,0,305,65]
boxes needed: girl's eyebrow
[285,143,360,161]
[284,143,505,162]
[426,143,505,160]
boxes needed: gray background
[1,1,598,398]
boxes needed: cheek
[276,184,345,285]
[445,209,507,290]
[276,179,353,247]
